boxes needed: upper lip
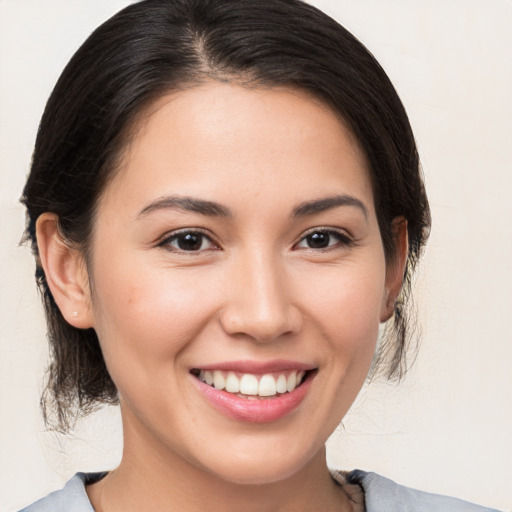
[191,359,316,374]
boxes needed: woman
[13,0,503,510]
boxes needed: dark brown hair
[22,0,431,431]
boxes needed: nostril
[219,304,303,343]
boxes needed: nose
[219,250,302,343]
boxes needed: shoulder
[339,470,502,512]
[18,473,106,512]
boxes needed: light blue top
[18,470,501,511]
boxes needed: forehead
[100,82,374,216]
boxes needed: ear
[36,213,94,329]
[380,217,409,322]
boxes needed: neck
[87,409,358,512]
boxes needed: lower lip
[193,373,314,423]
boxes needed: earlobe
[380,217,409,322]
[36,213,94,329]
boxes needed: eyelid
[293,227,354,250]
[157,228,221,252]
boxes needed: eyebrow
[138,196,232,218]
[292,194,368,219]
[137,193,368,220]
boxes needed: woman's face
[86,83,397,484]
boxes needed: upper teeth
[198,370,306,397]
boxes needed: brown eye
[305,232,331,249]
[296,229,352,250]
[162,231,216,252]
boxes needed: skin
[37,83,407,511]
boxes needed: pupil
[307,232,329,248]
[178,233,202,251]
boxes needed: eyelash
[157,228,353,253]
[158,229,219,253]
[294,228,354,251]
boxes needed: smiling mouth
[190,369,314,399]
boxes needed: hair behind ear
[35,214,118,431]
[372,217,418,381]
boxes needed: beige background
[1,1,511,510]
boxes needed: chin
[195,439,323,486]
[208,459,306,486]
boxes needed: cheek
[297,259,386,351]
[89,256,222,387]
